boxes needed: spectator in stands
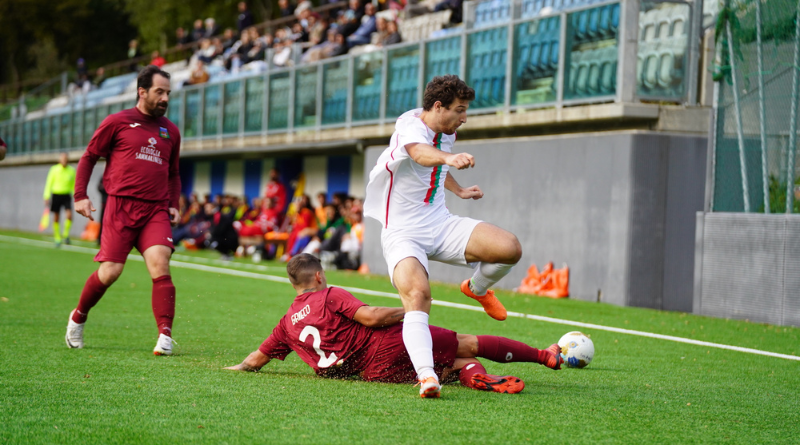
[434,0,463,24]
[185,60,210,86]
[208,195,241,260]
[205,18,220,39]
[381,19,402,46]
[176,27,191,46]
[150,50,166,68]
[73,58,91,94]
[197,38,217,64]
[222,28,237,52]
[272,34,294,67]
[127,39,141,72]
[93,67,106,89]
[337,0,364,38]
[191,19,206,42]
[307,14,330,45]
[301,26,339,63]
[228,29,254,70]
[290,22,309,43]
[346,2,377,48]
[295,1,313,24]
[283,195,318,261]
[264,168,288,214]
[279,0,296,18]
[329,32,349,58]
[237,2,255,32]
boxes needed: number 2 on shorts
[299,325,338,368]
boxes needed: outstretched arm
[224,349,271,372]
[444,172,483,200]
[353,306,405,328]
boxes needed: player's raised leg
[142,244,176,356]
[461,223,522,321]
[393,257,440,398]
[66,261,124,348]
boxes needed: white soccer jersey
[364,108,457,229]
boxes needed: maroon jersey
[259,287,385,378]
[75,107,181,209]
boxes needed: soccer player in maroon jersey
[0,136,7,160]
[65,65,182,356]
[225,254,563,395]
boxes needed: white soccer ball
[558,331,595,368]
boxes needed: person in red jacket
[264,168,287,214]
[65,65,182,356]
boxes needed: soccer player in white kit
[364,75,522,398]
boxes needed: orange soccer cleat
[460,279,507,321]
[544,343,564,370]
[470,374,525,394]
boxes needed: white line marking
[2,234,798,361]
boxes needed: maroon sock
[72,271,110,323]
[476,335,547,364]
[152,275,176,337]
[458,361,489,389]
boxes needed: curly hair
[422,75,475,111]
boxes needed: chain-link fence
[712,0,800,213]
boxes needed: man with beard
[66,65,182,356]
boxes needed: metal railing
[0,0,699,158]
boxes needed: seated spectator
[209,196,240,260]
[196,38,216,64]
[347,2,377,48]
[150,51,166,67]
[337,3,363,39]
[381,19,402,46]
[282,195,319,261]
[235,197,283,258]
[93,67,106,89]
[227,29,254,70]
[307,15,330,45]
[264,168,287,214]
[185,60,210,86]
[278,0,296,18]
[237,2,255,32]
[295,0,313,27]
[221,28,237,52]
[205,18,220,38]
[301,27,338,63]
[272,37,293,67]
[328,32,349,58]
[335,205,363,270]
[289,22,309,43]
[191,19,205,42]
[176,27,191,46]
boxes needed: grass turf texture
[1,229,799,444]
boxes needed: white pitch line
[3,234,799,362]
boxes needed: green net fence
[712,0,800,213]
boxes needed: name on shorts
[291,304,311,325]
[136,146,163,165]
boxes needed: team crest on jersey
[147,137,157,148]
[159,127,170,139]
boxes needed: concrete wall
[0,162,105,236]
[694,212,800,327]
[362,131,707,311]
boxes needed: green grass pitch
[1,230,799,444]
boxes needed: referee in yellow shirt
[44,153,76,246]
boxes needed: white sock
[402,311,437,381]
[470,262,515,296]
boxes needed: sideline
[2,234,799,362]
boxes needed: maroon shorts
[360,324,459,383]
[95,195,174,264]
